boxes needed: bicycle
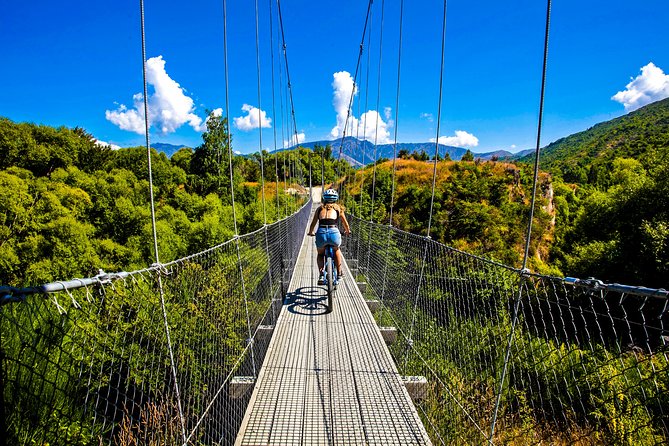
[306,234,339,313]
[322,242,338,313]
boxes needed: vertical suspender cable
[354,30,366,212]
[355,5,374,264]
[276,0,300,158]
[283,152,289,216]
[426,0,449,239]
[357,12,373,218]
[139,0,186,441]
[255,0,267,225]
[255,0,279,322]
[489,1,552,443]
[404,0,448,369]
[369,0,385,223]
[140,7,160,267]
[223,0,257,378]
[336,0,375,182]
[380,0,404,302]
[276,23,289,217]
[365,0,386,276]
[268,0,281,219]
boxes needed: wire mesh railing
[342,214,669,445]
[0,199,311,446]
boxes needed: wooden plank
[235,208,432,445]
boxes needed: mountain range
[152,138,530,165]
[151,97,669,168]
[280,137,531,166]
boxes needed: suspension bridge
[2,0,669,444]
[2,187,668,445]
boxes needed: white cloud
[384,107,392,121]
[106,56,206,135]
[233,104,272,131]
[284,132,306,148]
[95,139,121,150]
[356,110,391,144]
[329,71,392,144]
[420,112,434,122]
[612,62,669,112]
[430,130,479,148]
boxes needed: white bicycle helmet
[322,188,339,203]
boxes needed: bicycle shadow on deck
[285,286,329,316]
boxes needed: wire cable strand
[426,0,449,239]
[222,0,257,378]
[337,0,375,163]
[489,0,553,442]
[255,0,268,225]
[276,0,300,149]
[139,0,186,442]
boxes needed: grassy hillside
[346,159,556,271]
[522,97,669,187]
[0,117,310,286]
[345,98,668,288]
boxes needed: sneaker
[317,276,325,285]
[333,279,339,288]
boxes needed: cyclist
[307,188,351,285]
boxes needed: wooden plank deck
[235,205,432,445]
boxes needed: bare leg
[316,247,325,273]
[334,247,343,276]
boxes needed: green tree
[461,149,474,162]
[190,112,233,196]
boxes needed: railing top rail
[561,276,668,300]
[1,198,312,304]
[348,213,668,301]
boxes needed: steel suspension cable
[283,152,289,216]
[353,14,374,263]
[404,0,448,370]
[366,0,386,276]
[320,149,325,191]
[268,0,281,219]
[357,10,374,218]
[255,0,279,323]
[222,0,257,378]
[380,0,404,302]
[276,23,289,217]
[426,0,449,239]
[276,0,300,150]
[369,0,385,223]
[139,0,186,441]
[337,0,375,172]
[489,1,553,442]
[255,0,267,225]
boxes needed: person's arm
[339,207,351,235]
[307,207,320,235]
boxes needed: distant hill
[519,97,669,183]
[284,136,524,166]
[152,142,191,158]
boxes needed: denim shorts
[315,227,342,248]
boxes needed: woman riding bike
[307,188,351,285]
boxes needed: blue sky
[2,0,668,154]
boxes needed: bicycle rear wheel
[326,257,333,313]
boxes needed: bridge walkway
[235,205,432,445]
